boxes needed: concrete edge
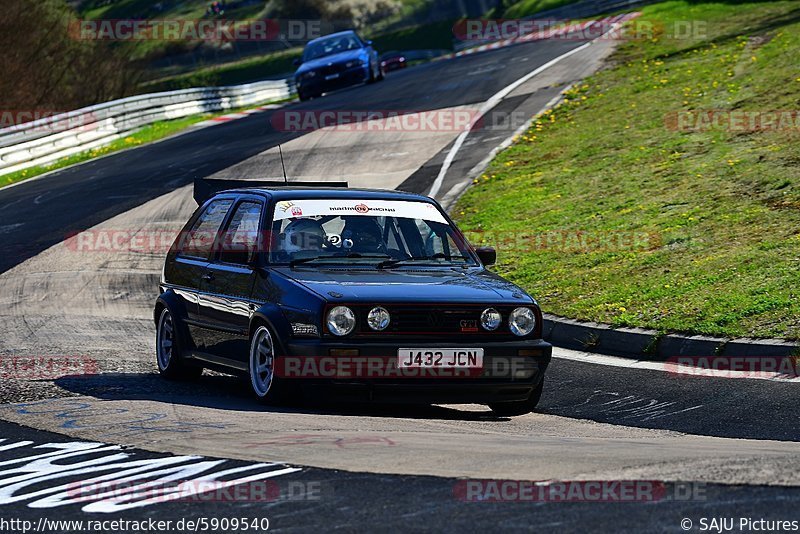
[543,313,800,360]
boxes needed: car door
[166,196,235,348]
[194,196,265,366]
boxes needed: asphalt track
[0,31,798,532]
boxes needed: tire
[376,66,384,81]
[248,324,289,404]
[488,379,544,416]
[366,64,376,84]
[298,91,309,102]
[156,307,202,380]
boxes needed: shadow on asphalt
[53,372,511,422]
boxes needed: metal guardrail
[0,79,294,177]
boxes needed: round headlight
[480,308,501,331]
[509,307,536,336]
[327,306,355,336]
[367,306,390,331]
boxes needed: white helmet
[281,219,326,253]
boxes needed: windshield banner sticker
[274,200,447,223]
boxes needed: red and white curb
[194,103,287,127]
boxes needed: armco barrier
[0,79,294,177]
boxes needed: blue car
[293,30,383,101]
[154,180,552,415]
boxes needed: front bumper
[296,66,369,94]
[284,338,552,404]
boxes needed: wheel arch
[249,304,291,356]
[154,290,194,351]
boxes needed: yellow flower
[618,306,627,312]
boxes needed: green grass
[454,0,800,340]
[371,19,458,52]
[502,0,581,18]
[1,114,217,188]
[141,47,302,91]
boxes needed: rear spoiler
[193,178,349,205]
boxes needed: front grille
[345,304,522,337]
[387,307,479,333]
[320,62,348,76]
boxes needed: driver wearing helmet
[279,219,326,259]
[342,217,386,255]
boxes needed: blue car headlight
[299,70,317,80]
[345,59,364,69]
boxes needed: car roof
[306,30,359,46]
[214,187,435,203]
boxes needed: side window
[218,201,263,265]
[416,220,463,261]
[178,199,234,260]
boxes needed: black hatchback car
[154,180,552,415]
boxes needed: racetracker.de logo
[0,110,99,133]
[664,356,799,379]
[62,229,275,254]
[454,480,668,502]
[452,16,652,42]
[68,19,282,41]
[453,480,707,502]
[274,356,540,379]
[0,355,98,380]
[66,480,322,503]
[665,110,800,132]
[461,229,662,254]
[270,110,480,132]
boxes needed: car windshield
[303,35,362,61]
[270,199,476,267]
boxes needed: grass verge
[454,0,800,340]
[502,0,582,18]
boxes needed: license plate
[397,348,484,368]
[325,73,340,80]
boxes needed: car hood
[296,50,365,73]
[273,267,533,304]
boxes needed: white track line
[554,348,800,383]
[427,39,593,198]
[440,86,572,209]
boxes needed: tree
[0,0,141,116]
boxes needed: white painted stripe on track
[554,347,800,383]
[440,85,572,209]
[427,39,594,198]
[428,16,644,198]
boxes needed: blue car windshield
[269,199,476,266]
[303,35,362,61]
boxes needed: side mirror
[475,246,496,266]
[293,58,301,66]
